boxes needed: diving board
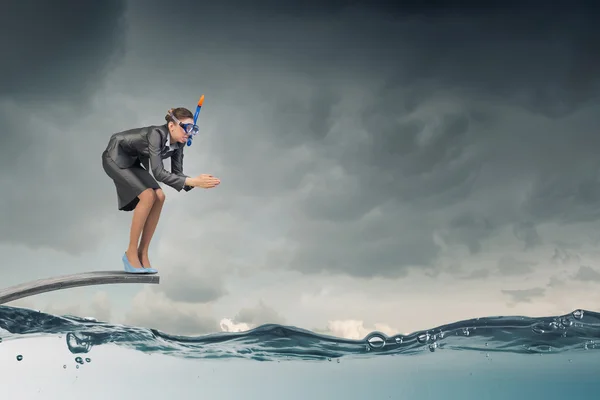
[0,271,159,305]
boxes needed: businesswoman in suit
[102,107,220,274]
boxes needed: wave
[1,306,599,361]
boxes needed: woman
[102,107,220,274]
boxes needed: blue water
[1,306,600,399]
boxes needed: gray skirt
[102,150,161,211]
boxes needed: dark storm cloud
[446,256,535,281]
[232,301,285,326]
[572,266,600,283]
[501,288,545,304]
[463,269,490,280]
[547,275,566,288]
[125,306,220,335]
[0,0,127,253]
[441,214,495,255]
[0,0,126,101]
[513,222,542,250]
[551,248,582,265]
[3,0,600,284]
[497,256,536,277]
[124,0,600,279]
[159,265,228,303]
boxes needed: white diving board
[0,271,159,305]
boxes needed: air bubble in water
[16,355,23,361]
[85,358,91,363]
[462,328,470,336]
[366,334,386,349]
[63,365,67,369]
[395,336,403,344]
[66,333,92,354]
[573,310,584,320]
[429,342,438,352]
[560,317,572,327]
[417,333,430,344]
[75,357,84,364]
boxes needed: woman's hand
[187,174,220,189]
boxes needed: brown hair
[165,107,194,123]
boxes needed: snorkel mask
[169,95,204,146]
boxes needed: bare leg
[138,189,166,268]
[125,189,156,269]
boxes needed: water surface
[1,306,599,399]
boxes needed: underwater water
[1,306,600,399]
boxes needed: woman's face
[169,117,194,144]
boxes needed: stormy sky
[1,0,600,339]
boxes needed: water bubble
[366,333,386,349]
[573,310,584,320]
[327,358,331,362]
[560,317,572,327]
[462,328,470,336]
[76,365,79,369]
[395,336,403,344]
[336,358,340,364]
[75,357,84,364]
[63,365,67,369]
[585,341,596,350]
[85,358,91,363]
[428,342,438,352]
[417,333,430,344]
[66,333,92,354]
[532,325,546,334]
[16,355,23,361]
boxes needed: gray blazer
[104,124,193,192]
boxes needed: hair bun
[165,108,174,122]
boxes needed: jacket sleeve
[148,129,187,191]
[171,146,193,192]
